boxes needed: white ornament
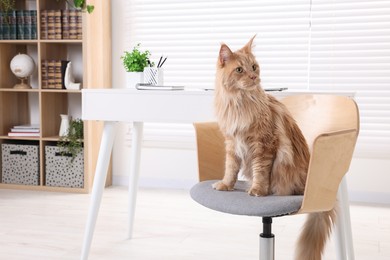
[64,62,81,90]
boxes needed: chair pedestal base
[260,217,275,260]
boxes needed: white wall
[347,158,390,204]
[110,1,390,205]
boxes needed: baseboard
[349,191,390,205]
[112,175,195,190]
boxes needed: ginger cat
[213,36,336,260]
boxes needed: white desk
[80,89,354,259]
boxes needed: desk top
[82,88,354,123]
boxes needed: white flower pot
[126,72,143,89]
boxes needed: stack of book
[41,9,82,40]
[8,124,40,137]
[41,60,69,89]
[0,10,37,40]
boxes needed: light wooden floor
[0,186,389,260]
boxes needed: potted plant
[121,43,154,88]
[58,118,84,162]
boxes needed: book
[47,60,56,88]
[8,132,40,137]
[24,9,32,40]
[54,10,61,39]
[76,10,82,39]
[2,11,10,39]
[47,10,55,40]
[30,10,37,39]
[41,60,49,88]
[12,124,40,129]
[11,128,40,133]
[1,10,17,40]
[8,10,16,40]
[69,10,77,40]
[54,60,62,89]
[0,12,3,40]
[16,10,24,40]
[62,9,70,39]
[40,10,48,39]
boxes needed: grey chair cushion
[190,180,304,217]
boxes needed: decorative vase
[126,72,143,88]
[59,114,70,137]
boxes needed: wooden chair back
[281,95,359,151]
[193,122,225,181]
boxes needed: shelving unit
[0,0,112,193]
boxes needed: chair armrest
[298,129,358,214]
[193,122,225,181]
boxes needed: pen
[159,57,167,68]
[157,56,163,68]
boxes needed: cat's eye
[236,67,243,73]
[252,64,257,71]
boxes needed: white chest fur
[234,135,249,160]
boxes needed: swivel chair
[190,94,359,259]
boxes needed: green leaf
[86,5,94,13]
[73,0,84,8]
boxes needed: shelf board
[0,136,82,141]
[41,89,82,93]
[0,40,82,44]
[0,183,87,193]
[42,136,61,141]
[0,88,82,93]
[40,39,83,44]
[0,88,40,92]
[0,135,40,140]
[0,40,38,44]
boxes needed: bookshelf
[0,0,112,193]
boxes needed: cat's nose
[249,75,257,80]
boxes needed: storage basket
[1,143,40,185]
[45,146,84,188]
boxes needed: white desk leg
[341,177,355,260]
[81,121,117,260]
[335,176,355,260]
[127,121,144,239]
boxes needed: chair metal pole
[260,217,275,260]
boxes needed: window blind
[124,0,390,159]
[126,0,311,90]
[309,0,390,158]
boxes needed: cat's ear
[219,44,233,66]
[243,35,256,53]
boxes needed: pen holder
[143,67,164,85]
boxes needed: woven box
[45,146,84,188]
[1,143,40,185]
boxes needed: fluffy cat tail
[295,208,337,260]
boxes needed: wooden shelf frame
[0,0,112,193]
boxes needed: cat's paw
[248,186,268,197]
[212,181,234,191]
